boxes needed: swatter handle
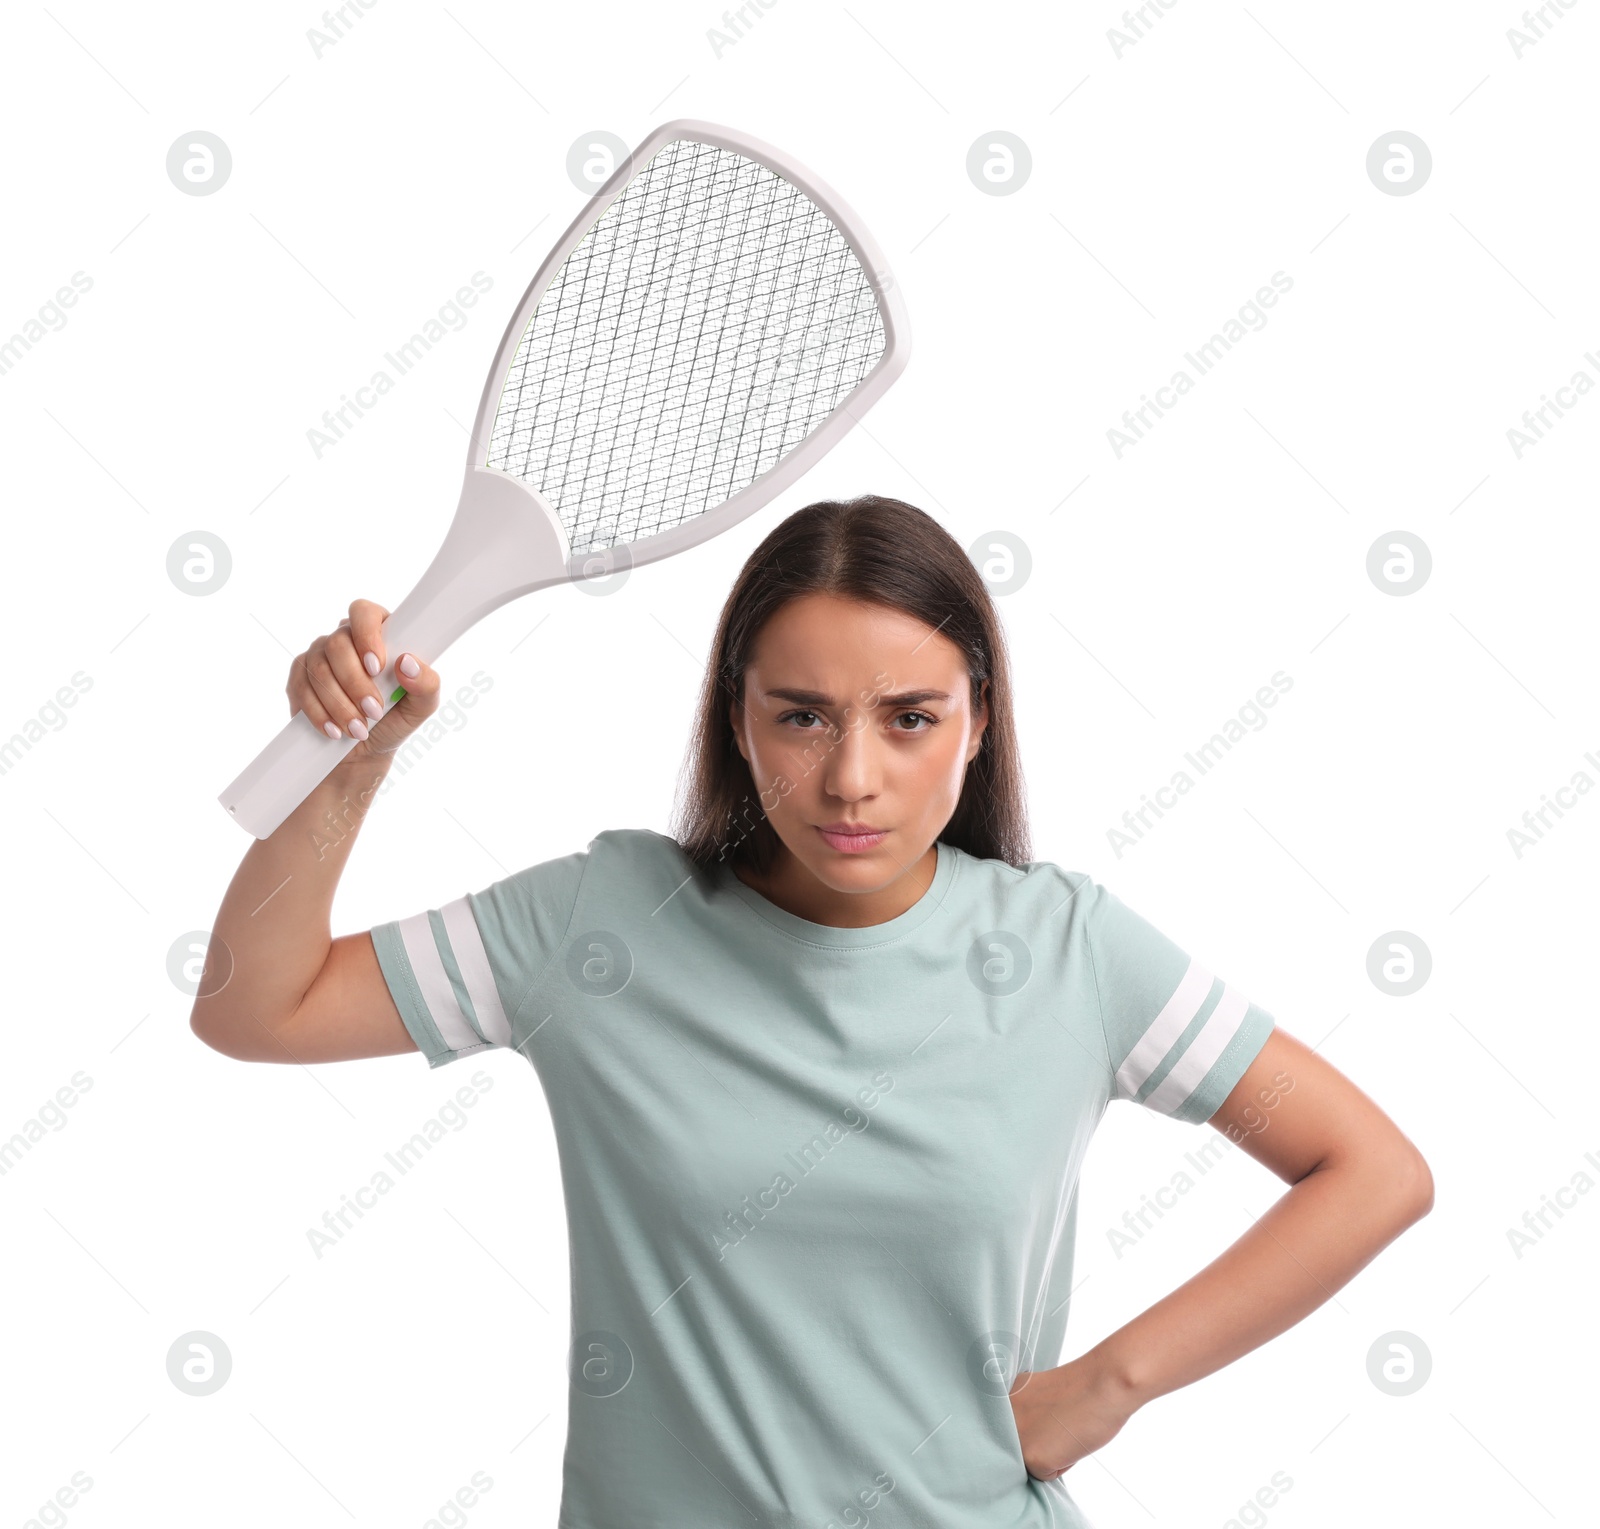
[217,468,569,840]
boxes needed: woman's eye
[892,711,936,732]
[781,710,822,728]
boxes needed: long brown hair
[672,493,1031,873]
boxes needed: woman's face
[729,592,988,905]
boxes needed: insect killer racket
[218,118,910,838]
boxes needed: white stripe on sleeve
[440,896,511,1048]
[1141,983,1251,1117]
[1113,958,1215,1101]
[396,911,486,1054]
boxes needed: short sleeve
[369,849,588,1068]
[1083,877,1276,1125]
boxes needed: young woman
[192,494,1432,1529]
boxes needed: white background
[2,2,1595,1526]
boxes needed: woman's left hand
[1008,1355,1138,1481]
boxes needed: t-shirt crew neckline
[716,838,960,948]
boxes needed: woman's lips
[815,825,887,854]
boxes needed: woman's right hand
[287,598,440,769]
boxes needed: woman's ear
[728,698,750,764]
[966,679,990,763]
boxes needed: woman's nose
[824,717,880,801]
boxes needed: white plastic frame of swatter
[466,118,911,573]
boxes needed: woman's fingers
[327,622,388,737]
[348,599,390,683]
[303,640,369,741]
[285,600,439,759]
[287,602,387,742]
[288,646,346,739]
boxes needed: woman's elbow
[1333,1135,1433,1229]
[189,1001,262,1062]
[189,1008,238,1059]
[1395,1144,1434,1222]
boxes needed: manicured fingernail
[363,651,380,676]
[348,718,369,741]
[399,653,420,678]
[361,695,383,720]
[323,721,341,740]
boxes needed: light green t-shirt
[370,827,1276,1529]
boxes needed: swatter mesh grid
[485,138,888,553]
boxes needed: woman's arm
[189,599,442,1065]
[1010,1026,1434,1481]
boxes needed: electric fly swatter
[218,119,910,838]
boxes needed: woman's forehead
[742,607,966,703]
[748,592,961,669]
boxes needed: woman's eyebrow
[764,687,953,706]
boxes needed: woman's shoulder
[491,828,692,901]
[519,826,688,865]
[558,826,705,898]
[586,825,696,867]
[944,841,1095,892]
[481,829,706,939]
[940,842,1103,926]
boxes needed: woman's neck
[733,840,939,928]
